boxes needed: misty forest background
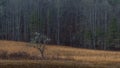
[0,0,120,50]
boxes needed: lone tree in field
[30,32,50,59]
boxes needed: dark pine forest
[0,0,120,50]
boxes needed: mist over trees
[0,0,120,50]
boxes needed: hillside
[0,40,120,61]
[0,40,120,68]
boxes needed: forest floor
[0,40,120,68]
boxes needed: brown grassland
[0,40,119,68]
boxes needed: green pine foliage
[107,18,119,48]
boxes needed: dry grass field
[0,40,120,68]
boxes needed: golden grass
[0,40,120,62]
[0,40,40,56]
[0,40,120,68]
[46,45,120,62]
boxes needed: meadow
[0,40,119,68]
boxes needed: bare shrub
[30,32,50,59]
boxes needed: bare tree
[30,32,50,59]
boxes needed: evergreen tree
[107,18,118,49]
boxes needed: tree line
[0,0,120,50]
